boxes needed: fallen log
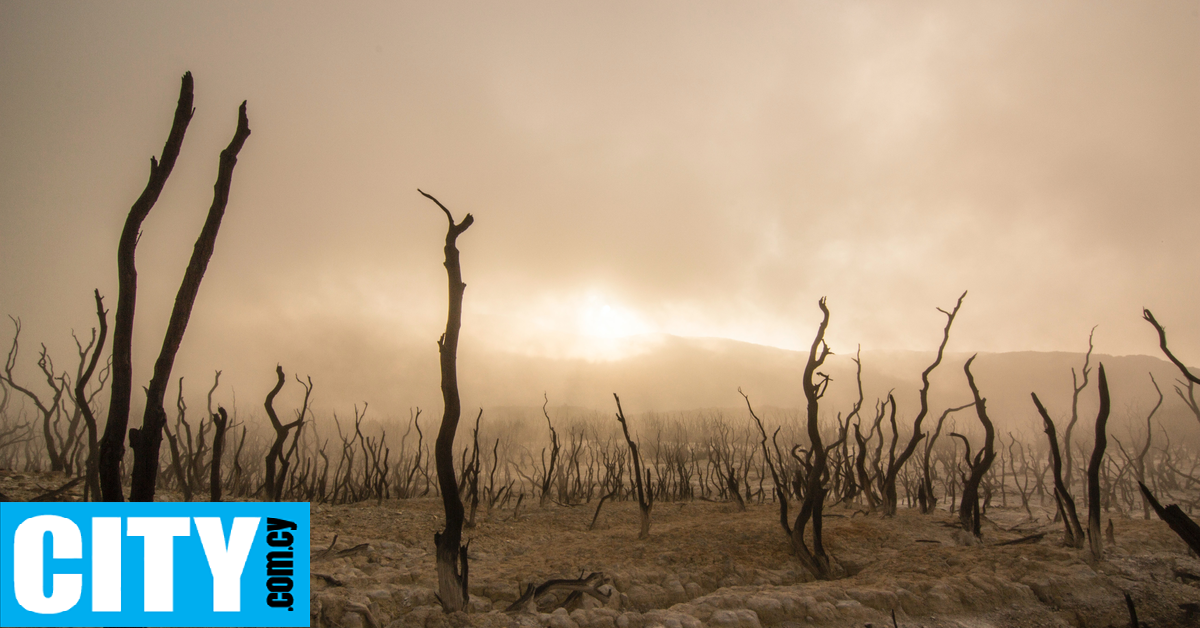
[993,532,1046,547]
[504,572,609,613]
[31,477,82,502]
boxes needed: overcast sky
[1,2,1197,413]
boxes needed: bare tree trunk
[882,292,965,516]
[1143,309,1200,425]
[99,73,195,502]
[790,297,835,579]
[75,291,108,500]
[210,407,228,502]
[127,99,250,503]
[421,190,474,614]
[1032,393,1085,548]
[1086,365,1110,562]
[614,394,653,539]
[959,355,995,540]
[1062,328,1096,493]
[539,393,560,507]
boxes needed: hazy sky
[2,2,1198,413]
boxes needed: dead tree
[538,393,561,507]
[743,388,792,534]
[464,410,483,527]
[614,394,652,539]
[791,297,836,579]
[1143,309,1200,425]
[1129,373,1162,519]
[1062,327,1096,493]
[205,370,227,502]
[2,318,68,472]
[918,402,974,514]
[163,379,194,500]
[263,366,309,501]
[421,189,474,614]
[126,89,251,502]
[99,73,195,502]
[209,406,229,502]
[1086,365,1111,561]
[958,355,996,540]
[1032,392,1085,548]
[882,291,966,516]
[73,291,108,501]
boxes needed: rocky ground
[3,470,1198,628]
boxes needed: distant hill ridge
[453,334,1197,437]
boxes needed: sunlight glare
[577,294,649,339]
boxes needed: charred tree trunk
[209,407,228,502]
[882,291,965,516]
[1138,481,1200,556]
[75,290,108,501]
[422,190,474,614]
[1086,365,1110,561]
[1143,309,1200,425]
[263,366,308,501]
[1032,393,1085,548]
[99,73,195,502]
[128,98,250,502]
[791,297,835,579]
[743,388,791,536]
[958,355,995,540]
[1062,328,1096,494]
[614,394,653,539]
[539,393,561,507]
[919,402,974,514]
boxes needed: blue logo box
[0,501,309,627]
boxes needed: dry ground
[3,471,1198,628]
[308,496,1200,628]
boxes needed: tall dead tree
[958,355,995,540]
[791,297,836,579]
[421,189,474,614]
[99,73,195,502]
[1062,327,1096,492]
[1143,309,1200,425]
[881,291,966,516]
[74,291,108,500]
[742,388,791,534]
[539,393,561,507]
[1086,365,1110,562]
[918,402,975,514]
[1032,392,1085,548]
[127,95,250,502]
[263,366,309,500]
[614,394,653,539]
[206,370,228,502]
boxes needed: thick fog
[1,2,1197,419]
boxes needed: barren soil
[3,471,1198,628]
[308,497,1200,628]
